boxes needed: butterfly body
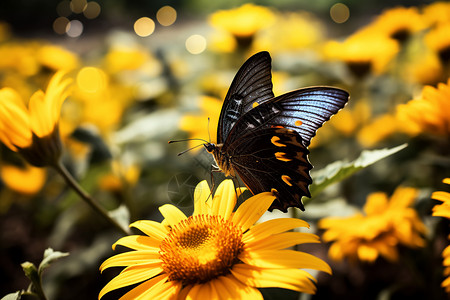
[204,51,349,212]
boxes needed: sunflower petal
[243,218,309,243]
[117,275,169,300]
[193,180,212,216]
[130,220,168,240]
[232,192,275,232]
[210,179,236,219]
[239,249,332,274]
[245,232,320,251]
[132,279,181,300]
[159,204,187,227]
[187,276,263,300]
[98,265,164,299]
[231,264,317,294]
[113,235,161,251]
[100,250,161,272]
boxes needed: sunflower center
[159,215,244,285]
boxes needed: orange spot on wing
[295,120,303,126]
[271,136,286,147]
[281,175,293,186]
[275,152,292,162]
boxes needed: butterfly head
[203,142,216,153]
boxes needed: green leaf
[1,292,21,300]
[38,248,69,276]
[309,144,408,198]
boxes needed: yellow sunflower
[99,179,331,299]
[209,4,275,51]
[0,71,71,166]
[425,23,450,63]
[319,187,426,263]
[366,6,426,43]
[322,30,399,77]
[431,178,450,293]
[396,78,450,137]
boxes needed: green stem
[53,160,129,235]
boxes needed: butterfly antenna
[207,117,212,143]
[168,138,209,156]
[176,144,205,156]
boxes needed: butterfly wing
[226,127,311,212]
[217,51,274,143]
[224,87,349,147]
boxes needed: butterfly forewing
[271,87,349,146]
[217,51,274,143]
[226,127,312,212]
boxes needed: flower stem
[53,160,129,235]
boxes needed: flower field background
[0,0,450,299]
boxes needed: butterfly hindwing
[217,51,274,143]
[226,127,312,212]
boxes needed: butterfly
[202,51,349,212]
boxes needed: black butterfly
[203,51,349,212]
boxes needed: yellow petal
[232,192,275,232]
[130,220,168,240]
[117,275,167,300]
[1,164,46,195]
[100,250,161,272]
[98,266,164,299]
[131,279,181,300]
[193,180,212,216]
[29,90,50,137]
[239,249,332,274]
[243,218,309,243]
[210,179,236,219]
[159,204,187,227]
[245,232,320,251]
[231,264,317,294]
[112,235,161,251]
[188,275,263,300]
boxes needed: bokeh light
[53,16,70,34]
[185,34,207,54]
[83,1,101,19]
[156,6,177,26]
[134,17,155,37]
[66,20,84,37]
[76,66,107,93]
[330,3,350,24]
[70,0,87,14]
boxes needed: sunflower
[209,4,275,51]
[396,78,450,137]
[425,23,450,63]
[366,6,426,43]
[431,178,450,293]
[319,187,426,263]
[99,179,331,299]
[0,71,71,167]
[322,30,399,77]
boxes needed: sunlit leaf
[38,248,69,276]
[1,291,21,300]
[310,144,408,197]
